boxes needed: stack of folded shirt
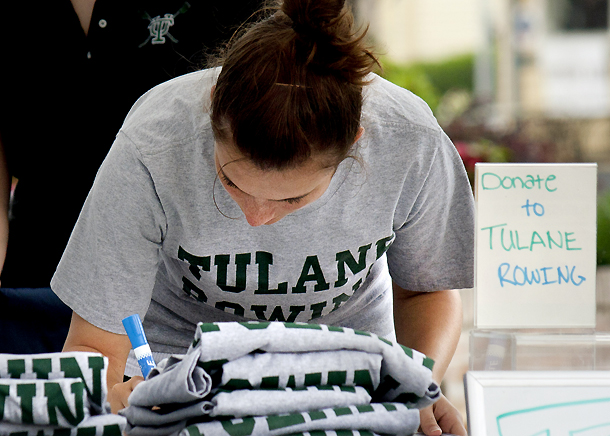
[121,321,441,436]
[0,351,127,436]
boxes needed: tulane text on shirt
[178,236,393,322]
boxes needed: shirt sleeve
[386,128,475,292]
[51,132,167,334]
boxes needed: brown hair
[210,0,378,170]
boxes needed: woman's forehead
[215,143,334,201]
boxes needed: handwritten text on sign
[474,164,597,328]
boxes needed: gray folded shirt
[121,321,441,436]
[0,352,127,436]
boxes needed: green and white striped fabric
[122,386,371,427]
[188,321,438,406]
[122,321,440,436]
[219,350,382,392]
[180,403,418,436]
[0,352,127,436]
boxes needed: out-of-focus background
[353,0,610,424]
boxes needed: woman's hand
[108,376,144,414]
[419,394,467,436]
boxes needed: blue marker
[122,314,156,378]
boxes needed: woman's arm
[63,312,140,413]
[392,282,466,436]
[0,137,11,280]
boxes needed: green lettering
[481,224,507,250]
[545,174,557,192]
[308,410,327,421]
[310,301,327,319]
[354,370,374,392]
[327,371,347,385]
[565,232,581,250]
[178,246,210,280]
[334,406,353,416]
[530,231,546,250]
[267,412,306,431]
[514,231,529,250]
[0,384,9,420]
[182,277,207,302]
[331,293,350,312]
[60,356,103,407]
[261,376,279,389]
[32,359,52,380]
[250,306,305,322]
[7,359,26,378]
[547,231,563,249]
[254,251,288,294]
[215,253,251,293]
[500,229,516,251]
[285,323,322,330]
[87,356,104,408]
[186,426,203,436]
[101,425,123,436]
[250,305,267,320]
[199,323,221,333]
[221,417,256,436]
[215,301,245,316]
[335,244,372,287]
[267,306,289,322]
[45,381,85,426]
[304,373,322,385]
[375,236,393,259]
[356,404,375,413]
[17,384,36,424]
[292,255,329,293]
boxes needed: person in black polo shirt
[0,0,263,354]
[0,0,264,289]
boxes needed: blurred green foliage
[380,54,475,112]
[599,190,610,265]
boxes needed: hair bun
[281,0,346,37]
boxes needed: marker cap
[122,314,148,348]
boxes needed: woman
[53,0,474,434]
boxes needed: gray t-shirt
[51,68,475,354]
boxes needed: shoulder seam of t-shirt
[364,75,440,133]
[118,127,212,158]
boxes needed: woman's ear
[354,126,365,143]
[210,85,216,101]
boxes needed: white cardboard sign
[474,163,597,328]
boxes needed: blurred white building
[358,0,610,164]
[356,0,483,62]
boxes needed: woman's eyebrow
[219,167,314,203]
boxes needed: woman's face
[214,143,336,226]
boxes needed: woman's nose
[241,198,276,227]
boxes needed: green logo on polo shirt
[139,2,191,47]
